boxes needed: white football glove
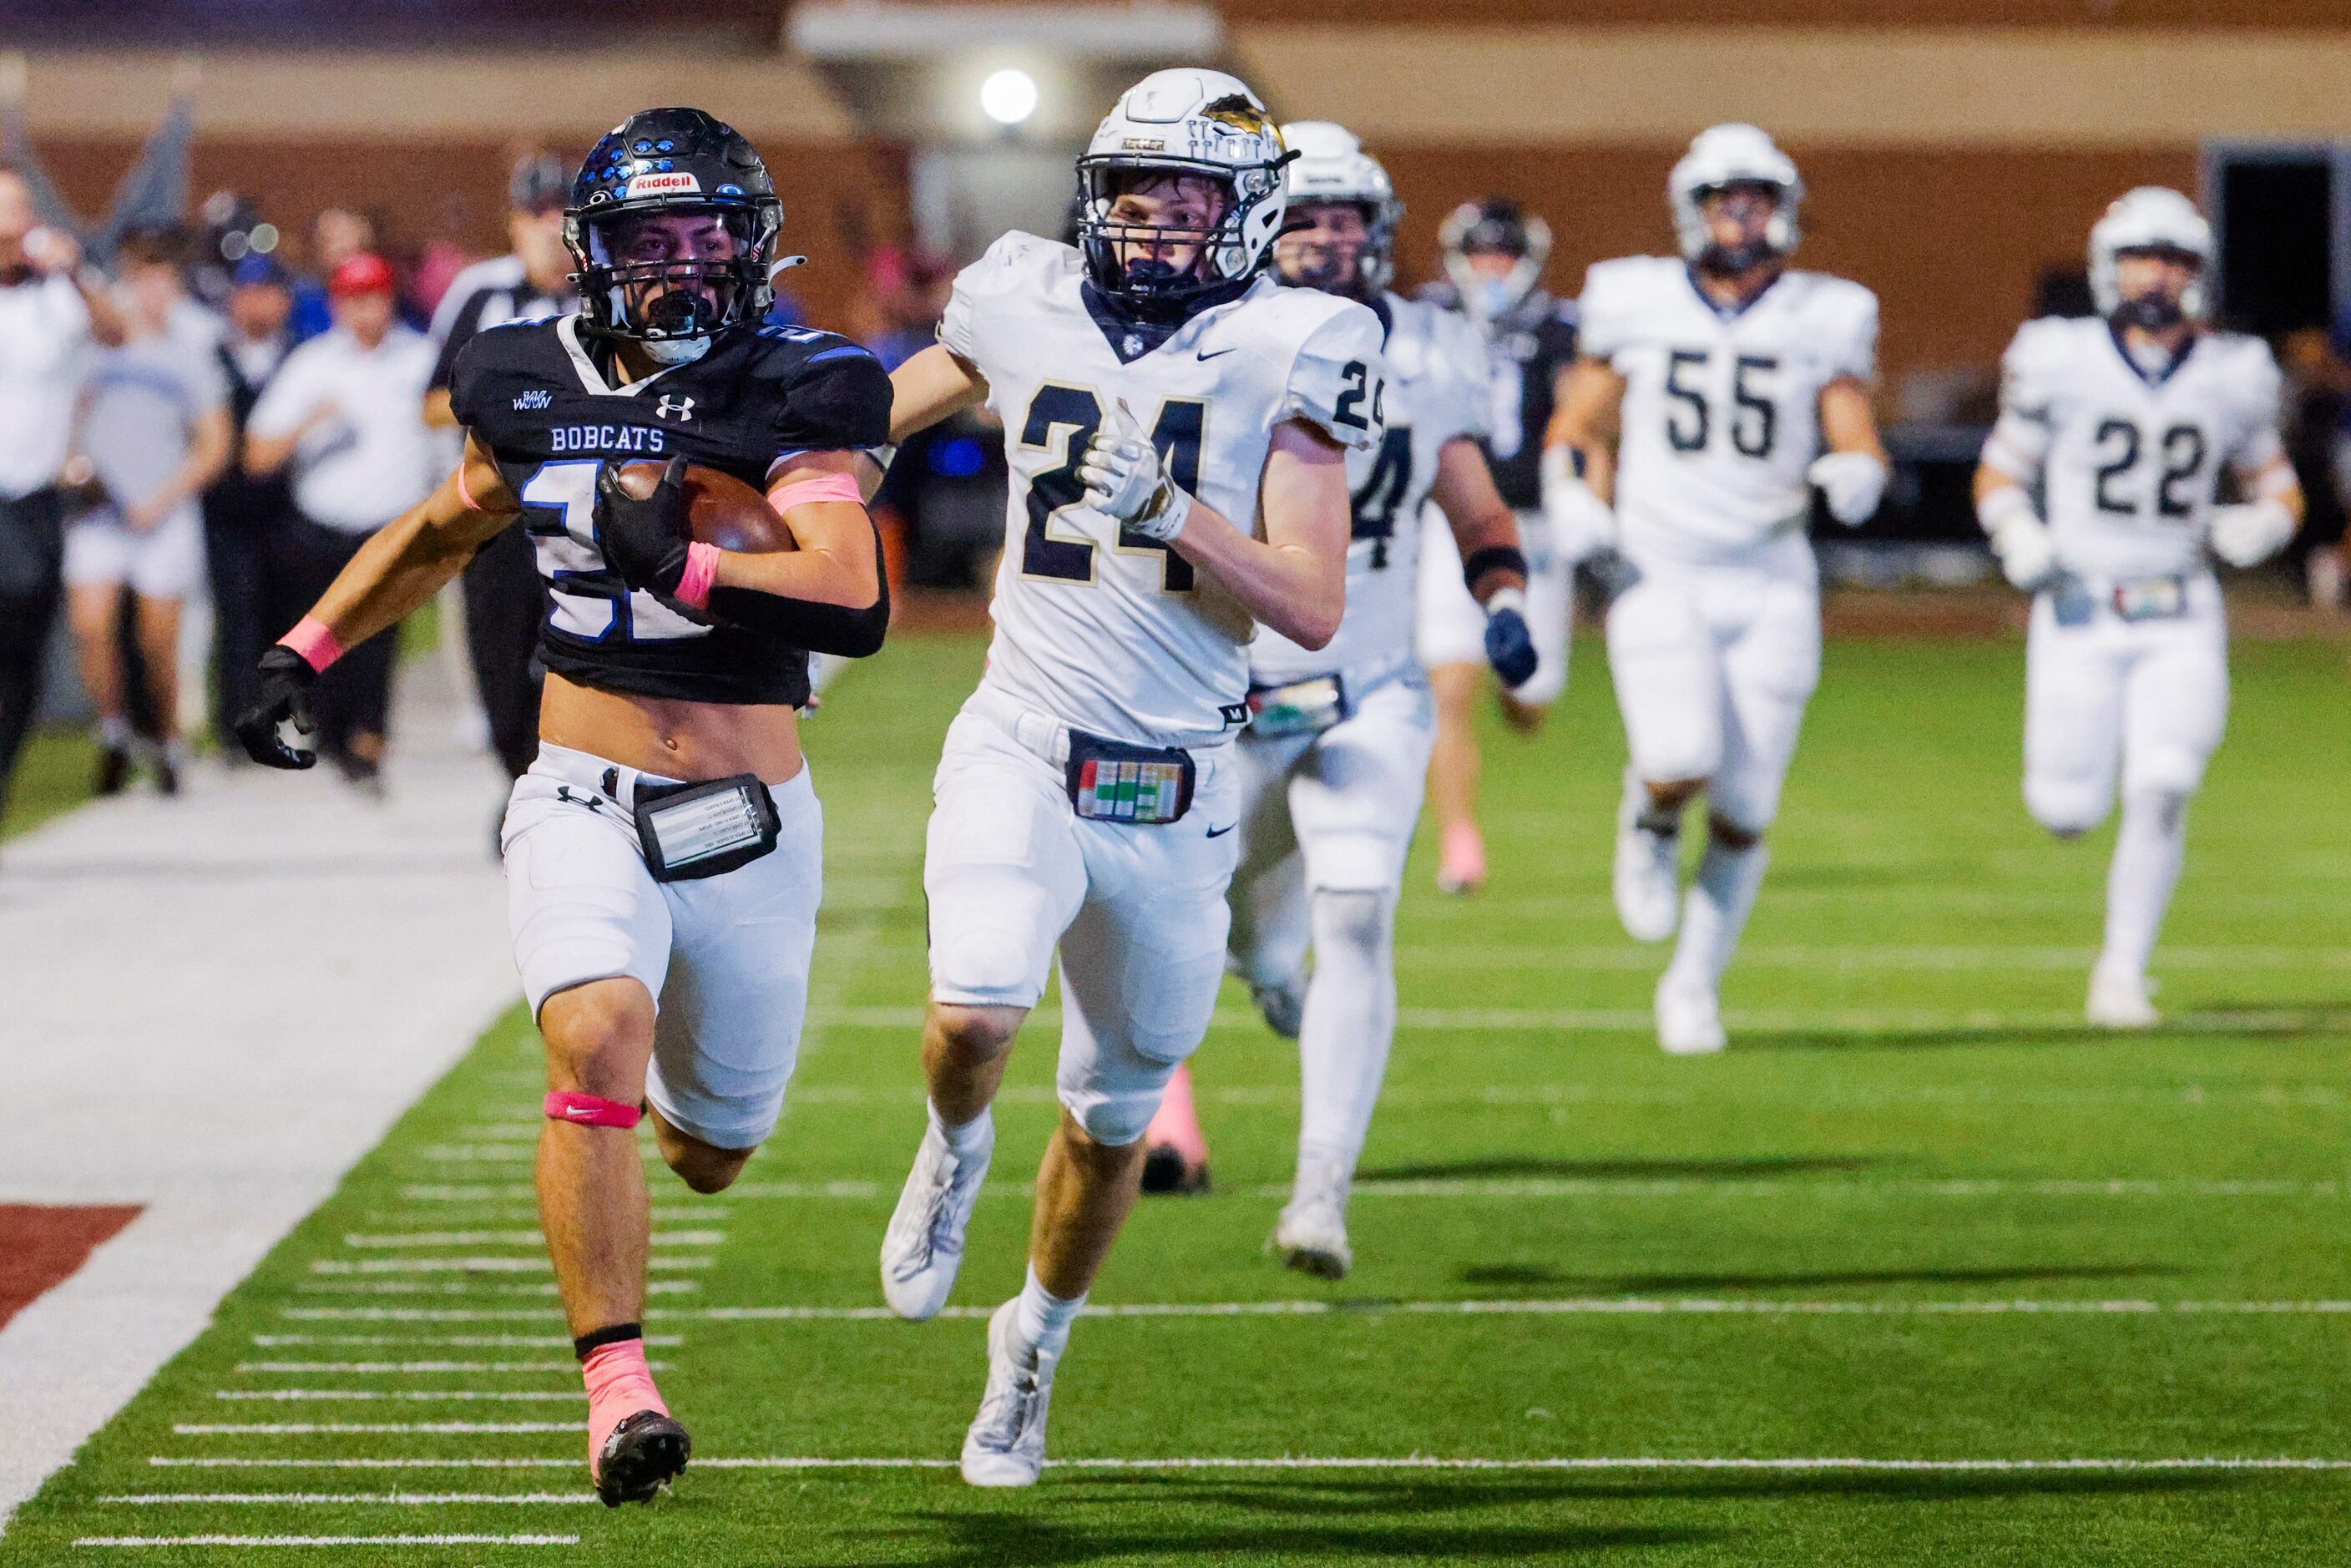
[2209,499,2297,569]
[1807,450,1889,528]
[1539,444,1617,564]
[1977,485,2059,593]
[1076,399,1191,544]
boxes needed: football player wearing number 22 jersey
[877,69,1375,1485]
[1975,188,2301,1029]
[1550,124,1889,1056]
[230,110,893,1505]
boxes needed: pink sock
[1145,1064,1210,1165]
[581,1339,668,1479]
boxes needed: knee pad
[1058,1029,1186,1149]
[2121,786,2191,837]
[1311,888,1393,957]
[2122,747,2207,804]
[2024,772,2111,838]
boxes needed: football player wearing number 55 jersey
[1550,124,1889,1055]
[1975,189,2301,1029]
[1142,120,1535,1277]
[877,69,1375,1485]
[229,110,893,1505]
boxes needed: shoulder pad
[447,315,562,428]
[746,326,891,453]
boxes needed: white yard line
[293,1279,698,1296]
[148,1460,577,1470]
[0,665,519,1533]
[307,1256,711,1274]
[74,1534,579,1547]
[339,1231,723,1248]
[142,1453,2351,1474]
[1388,944,2351,972]
[678,1297,2351,1321]
[248,1336,679,1349]
[173,1424,584,1435]
[235,1363,629,1374]
[793,1004,2351,1034]
[98,1494,593,1505]
[214,1391,584,1403]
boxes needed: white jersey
[1987,316,2284,581]
[942,232,1384,748]
[1251,291,1489,685]
[1579,255,1877,565]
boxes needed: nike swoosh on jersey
[1206,822,1236,837]
[1196,346,1240,361]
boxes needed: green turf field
[12,625,2351,1565]
[2,727,97,842]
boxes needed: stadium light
[979,68,1038,127]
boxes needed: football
[614,459,798,554]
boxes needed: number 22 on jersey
[1018,385,1204,591]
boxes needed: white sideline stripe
[295,1279,699,1296]
[676,1297,2351,1321]
[149,1460,579,1469]
[74,1535,579,1547]
[174,1424,585,1434]
[215,1391,583,1403]
[236,1363,638,1373]
[308,1256,713,1274]
[99,1495,593,1505]
[340,1231,724,1248]
[248,1336,680,1348]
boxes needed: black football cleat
[93,745,131,797]
[594,1409,691,1506]
[1140,1143,1211,1196]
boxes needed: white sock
[2099,789,2188,983]
[98,715,130,749]
[928,1100,992,1155]
[1013,1262,1084,1348]
[1295,888,1397,1174]
[1666,834,1769,990]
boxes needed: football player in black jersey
[230,109,891,1506]
[1415,197,1586,893]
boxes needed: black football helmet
[1439,196,1552,326]
[565,108,785,359]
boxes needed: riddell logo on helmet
[625,171,702,199]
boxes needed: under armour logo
[655,394,695,422]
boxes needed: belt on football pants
[965,685,1235,770]
[532,741,689,811]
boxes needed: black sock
[574,1322,643,1361]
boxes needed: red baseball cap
[329,252,396,299]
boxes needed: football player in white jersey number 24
[877,70,1378,1485]
[1140,120,1538,1276]
[1548,124,1890,1055]
[1974,187,2301,1028]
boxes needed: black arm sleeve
[702,517,891,659]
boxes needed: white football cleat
[2086,969,2160,1029]
[879,1113,993,1321]
[1613,791,1681,943]
[1656,972,1727,1056]
[1272,1157,1353,1280]
[960,1299,1059,1488]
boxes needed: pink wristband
[281,616,344,672]
[675,541,721,611]
[544,1090,643,1130]
[766,472,863,512]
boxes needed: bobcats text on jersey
[448,314,888,707]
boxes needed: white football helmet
[1669,124,1802,271]
[1438,197,1551,327]
[1075,68,1292,311]
[2090,186,2213,326]
[1277,119,1401,296]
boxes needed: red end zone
[0,1206,140,1331]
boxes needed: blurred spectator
[0,161,124,822]
[290,207,374,341]
[244,252,435,793]
[63,227,232,796]
[2293,315,2351,611]
[865,250,949,372]
[423,151,572,782]
[205,252,299,741]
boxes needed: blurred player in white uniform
[1135,123,1535,1272]
[1550,124,1889,1054]
[878,70,1374,1485]
[1415,199,1585,892]
[1974,188,2300,1028]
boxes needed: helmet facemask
[1439,200,1550,326]
[1078,160,1281,317]
[2106,245,2205,332]
[1276,200,1389,301]
[567,200,777,362]
[1689,180,1795,276]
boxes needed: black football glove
[592,455,692,598]
[234,645,321,769]
[1484,598,1540,690]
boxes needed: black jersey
[448,314,889,706]
[1422,284,1580,511]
